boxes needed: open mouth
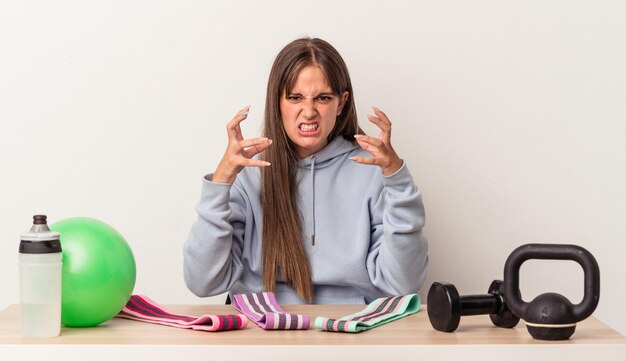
[299,123,319,132]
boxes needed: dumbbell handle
[460,294,500,316]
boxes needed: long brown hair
[261,38,363,302]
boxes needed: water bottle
[19,214,63,338]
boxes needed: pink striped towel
[232,292,310,330]
[116,294,248,331]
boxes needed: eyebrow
[286,91,336,97]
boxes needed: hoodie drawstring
[311,156,317,246]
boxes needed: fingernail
[263,161,271,166]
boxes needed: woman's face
[280,65,348,159]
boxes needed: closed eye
[285,93,335,103]
[316,95,334,103]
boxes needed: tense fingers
[368,107,391,128]
[239,137,270,150]
[213,106,272,184]
[354,134,383,157]
[226,106,251,142]
[241,138,273,159]
[239,157,271,168]
[236,137,272,167]
[352,106,402,175]
[368,107,392,142]
[349,155,379,166]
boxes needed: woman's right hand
[212,106,272,184]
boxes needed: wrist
[382,158,404,176]
[211,174,235,184]
[212,164,238,184]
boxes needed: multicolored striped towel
[315,294,420,332]
[232,292,310,330]
[116,294,248,331]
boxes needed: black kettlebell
[503,244,600,340]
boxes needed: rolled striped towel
[116,294,248,331]
[315,294,420,332]
[232,292,310,330]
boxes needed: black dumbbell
[427,280,520,332]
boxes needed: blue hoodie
[183,137,428,304]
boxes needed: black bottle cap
[33,215,48,225]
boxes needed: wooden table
[1,304,624,360]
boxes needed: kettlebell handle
[503,244,600,322]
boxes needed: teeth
[300,123,318,131]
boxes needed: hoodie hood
[297,136,359,170]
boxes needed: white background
[1,1,624,336]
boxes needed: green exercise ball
[50,217,136,327]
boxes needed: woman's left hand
[351,107,403,176]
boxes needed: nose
[301,99,317,119]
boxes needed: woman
[184,37,428,304]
